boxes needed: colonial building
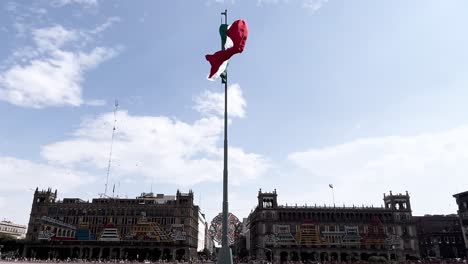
[204,226,215,255]
[453,191,468,257]
[197,211,206,252]
[246,189,419,263]
[414,214,466,259]
[0,220,27,239]
[24,188,202,261]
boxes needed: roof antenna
[150,177,153,194]
[102,99,119,198]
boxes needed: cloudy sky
[1,0,468,225]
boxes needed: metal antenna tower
[104,99,119,197]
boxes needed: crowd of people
[0,258,467,264]
[0,256,215,263]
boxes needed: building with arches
[0,220,27,239]
[246,189,420,263]
[414,214,466,259]
[453,191,468,258]
[23,188,203,261]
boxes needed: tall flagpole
[218,9,234,264]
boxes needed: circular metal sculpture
[208,212,242,245]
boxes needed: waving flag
[206,19,249,81]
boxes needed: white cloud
[33,25,78,51]
[0,156,95,192]
[0,24,121,108]
[41,85,269,186]
[288,127,468,215]
[229,147,270,184]
[51,0,98,7]
[194,84,246,118]
[90,17,121,34]
[302,0,328,11]
[0,157,95,224]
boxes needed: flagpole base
[217,245,233,264]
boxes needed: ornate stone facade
[0,220,27,239]
[24,188,201,261]
[453,191,468,257]
[414,214,466,259]
[246,190,419,263]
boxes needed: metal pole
[218,9,233,264]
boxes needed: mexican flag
[206,19,249,81]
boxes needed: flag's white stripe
[207,60,228,81]
[207,29,232,81]
[224,36,233,50]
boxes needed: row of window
[41,225,75,237]
[0,226,25,234]
[272,211,398,222]
[257,223,412,236]
[49,216,181,226]
[47,207,184,217]
[420,236,462,244]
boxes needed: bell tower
[383,190,418,258]
[384,190,411,211]
[27,188,57,241]
[257,189,278,209]
[32,187,57,206]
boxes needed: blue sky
[2,0,468,225]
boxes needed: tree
[0,234,15,242]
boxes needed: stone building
[24,188,201,261]
[453,191,468,257]
[197,211,206,252]
[0,220,27,239]
[414,214,466,259]
[204,226,215,255]
[246,189,419,263]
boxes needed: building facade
[204,226,215,255]
[414,214,466,259]
[24,188,201,261]
[0,220,27,239]
[453,191,468,257]
[197,211,206,252]
[246,189,419,263]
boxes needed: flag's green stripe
[219,24,229,83]
[219,24,228,48]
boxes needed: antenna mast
[150,177,153,194]
[104,100,119,197]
